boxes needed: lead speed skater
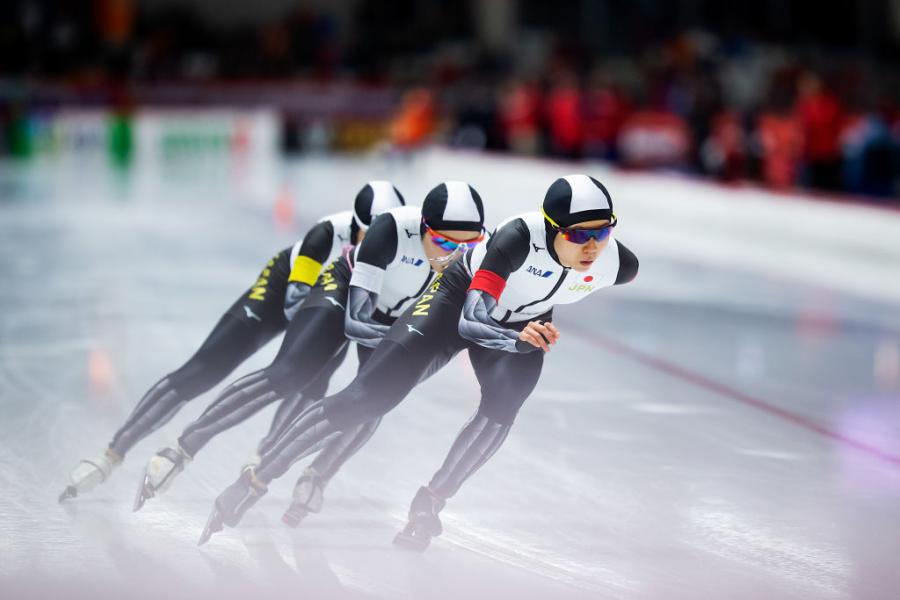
[60,181,405,502]
[199,174,639,549]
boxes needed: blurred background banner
[1,0,898,199]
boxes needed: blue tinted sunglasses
[543,210,616,245]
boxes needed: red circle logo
[584,276,593,282]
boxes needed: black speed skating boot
[393,486,446,552]
[198,467,268,545]
[282,467,325,528]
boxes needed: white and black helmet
[354,181,406,230]
[542,174,614,229]
[421,181,485,232]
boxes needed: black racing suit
[251,261,542,493]
[176,252,388,459]
[108,219,352,458]
[175,210,423,484]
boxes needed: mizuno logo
[401,256,424,267]
[526,265,554,278]
[406,324,425,336]
[243,306,262,322]
[532,243,544,252]
[325,297,345,310]
[337,234,348,242]
[404,228,419,239]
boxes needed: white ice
[1,149,899,600]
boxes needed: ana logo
[568,284,595,293]
[401,256,425,267]
[527,265,554,278]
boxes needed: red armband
[469,269,507,301]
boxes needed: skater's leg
[279,345,385,526]
[66,249,293,501]
[255,257,358,456]
[257,341,350,456]
[109,312,278,458]
[254,328,461,485]
[172,304,347,459]
[395,339,544,550]
[138,279,350,509]
[253,341,424,484]
[314,417,382,482]
[109,247,293,458]
[207,343,438,535]
[428,345,544,497]
[281,416,382,526]
[209,268,469,535]
[136,260,356,508]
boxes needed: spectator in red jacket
[756,108,804,190]
[498,78,542,156]
[701,110,747,182]
[583,70,631,162]
[795,72,844,191]
[545,71,584,160]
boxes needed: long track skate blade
[58,486,77,503]
[393,526,431,552]
[133,476,154,512]
[198,509,223,546]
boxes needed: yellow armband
[288,255,324,286]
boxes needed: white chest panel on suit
[469,212,620,323]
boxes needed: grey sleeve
[283,282,312,321]
[459,290,539,353]
[344,286,391,348]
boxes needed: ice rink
[2,149,900,599]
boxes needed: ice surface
[1,151,899,599]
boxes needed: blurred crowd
[437,39,900,199]
[1,0,899,198]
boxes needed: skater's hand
[518,321,559,352]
